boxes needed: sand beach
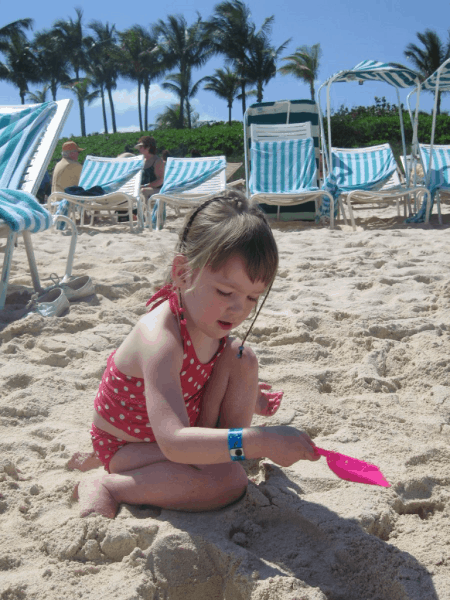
[0,205,449,600]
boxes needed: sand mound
[0,208,449,599]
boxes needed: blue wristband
[228,428,246,461]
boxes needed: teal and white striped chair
[245,99,320,221]
[0,100,77,310]
[248,130,334,228]
[151,156,227,230]
[48,155,144,231]
[411,143,450,224]
[322,143,430,230]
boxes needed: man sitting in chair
[51,140,85,194]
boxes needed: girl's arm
[138,326,316,467]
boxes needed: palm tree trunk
[100,86,108,134]
[144,84,149,130]
[179,93,185,129]
[186,98,192,129]
[310,80,315,102]
[137,81,143,130]
[437,90,441,116]
[107,86,117,133]
[257,82,263,104]
[51,80,57,101]
[78,98,86,137]
[241,82,246,114]
[228,101,232,125]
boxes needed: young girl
[76,191,319,518]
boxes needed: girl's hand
[255,382,283,416]
[264,426,320,467]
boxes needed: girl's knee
[227,339,258,372]
[216,462,248,496]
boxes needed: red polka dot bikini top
[95,284,227,441]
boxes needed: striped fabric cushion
[0,102,57,233]
[419,144,450,192]
[249,137,317,194]
[160,157,226,194]
[330,145,397,191]
[406,143,450,223]
[79,156,143,194]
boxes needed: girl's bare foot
[255,383,283,416]
[67,451,102,472]
[76,475,118,518]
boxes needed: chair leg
[437,191,442,225]
[339,199,348,226]
[0,230,18,309]
[22,231,44,294]
[52,216,78,282]
[346,197,357,231]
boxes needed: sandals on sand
[23,275,95,319]
[47,274,95,301]
[26,288,70,318]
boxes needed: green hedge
[49,122,245,173]
[50,112,450,177]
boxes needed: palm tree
[154,14,211,128]
[162,68,206,129]
[62,77,100,136]
[0,18,33,53]
[129,26,164,131]
[87,21,119,133]
[204,67,240,124]
[156,102,198,129]
[27,84,50,103]
[404,30,450,115]
[52,9,90,80]
[32,30,70,101]
[243,32,290,103]
[117,27,148,130]
[279,43,322,101]
[205,1,275,115]
[0,31,41,103]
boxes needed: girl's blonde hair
[175,190,278,286]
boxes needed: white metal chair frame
[330,144,430,231]
[150,156,227,231]
[407,58,450,225]
[0,99,77,310]
[245,122,335,228]
[48,155,144,232]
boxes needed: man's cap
[62,141,85,152]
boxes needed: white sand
[0,205,449,600]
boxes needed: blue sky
[0,0,448,138]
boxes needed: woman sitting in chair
[135,136,165,201]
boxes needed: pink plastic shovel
[314,447,391,487]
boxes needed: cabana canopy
[326,60,422,88]
[318,60,422,178]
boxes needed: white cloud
[117,125,140,132]
[91,85,177,115]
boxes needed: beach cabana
[317,60,430,228]
[406,57,450,223]
[244,99,320,221]
[0,100,77,310]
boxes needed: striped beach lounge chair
[248,126,334,228]
[406,57,450,224]
[151,156,227,230]
[0,100,77,310]
[48,155,145,231]
[318,60,430,228]
[245,99,320,221]
[323,143,431,230]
